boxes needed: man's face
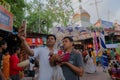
[47,36,56,47]
[2,43,7,50]
[63,38,73,50]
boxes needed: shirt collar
[64,48,74,54]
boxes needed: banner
[99,31,106,49]
[0,5,13,32]
[26,38,43,45]
[26,38,32,45]
[93,31,99,54]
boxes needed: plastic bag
[17,59,30,67]
[51,65,65,80]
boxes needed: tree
[4,0,27,27]
[26,0,74,34]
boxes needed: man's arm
[18,21,34,56]
[62,53,84,76]
[21,39,34,56]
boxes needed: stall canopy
[106,44,118,48]
[51,26,93,41]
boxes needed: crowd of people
[0,23,120,80]
[0,40,24,80]
[0,34,84,80]
[81,48,120,79]
[82,48,120,73]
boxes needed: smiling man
[19,33,58,80]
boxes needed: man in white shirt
[19,33,57,80]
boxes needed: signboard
[26,38,43,45]
[0,5,13,32]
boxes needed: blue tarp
[101,20,113,28]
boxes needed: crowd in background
[81,48,120,79]
[0,36,39,80]
[0,34,120,80]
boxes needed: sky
[27,0,120,24]
[80,0,120,23]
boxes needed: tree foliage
[26,0,74,34]
[4,0,27,27]
[2,0,74,34]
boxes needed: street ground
[81,66,112,80]
[22,66,112,80]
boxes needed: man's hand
[61,62,68,65]
[18,21,27,42]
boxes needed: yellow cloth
[107,49,110,55]
[98,51,102,57]
[91,51,96,64]
[2,54,10,80]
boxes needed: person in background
[34,59,39,80]
[82,49,87,58]
[115,52,120,63]
[0,40,7,80]
[29,57,35,80]
[101,51,109,72]
[82,49,88,63]
[91,49,96,65]
[2,49,10,80]
[110,49,115,59]
[97,49,103,66]
[84,50,96,73]
[96,56,99,66]
[10,47,23,80]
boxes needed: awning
[106,44,118,48]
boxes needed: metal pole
[79,0,81,23]
[38,0,41,33]
[95,0,99,19]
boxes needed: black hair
[88,50,92,57]
[13,46,20,53]
[0,40,7,47]
[63,36,74,42]
[3,49,9,55]
[47,34,56,41]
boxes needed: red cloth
[82,51,87,57]
[116,54,120,62]
[58,50,70,62]
[58,50,63,55]
[10,54,23,76]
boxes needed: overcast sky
[27,0,120,24]
[80,0,120,23]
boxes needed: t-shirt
[10,54,23,76]
[62,50,84,80]
[33,47,58,80]
[101,54,108,66]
